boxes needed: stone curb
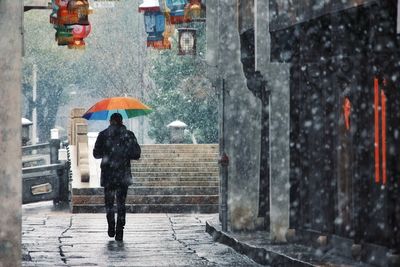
[205,221,315,267]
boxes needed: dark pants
[104,185,128,231]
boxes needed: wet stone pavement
[22,202,261,266]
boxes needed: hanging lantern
[54,0,91,25]
[185,0,202,19]
[55,25,73,46]
[51,0,73,46]
[139,0,161,12]
[50,0,69,25]
[50,0,92,49]
[67,0,90,25]
[139,0,171,49]
[178,28,196,55]
[161,0,190,24]
[49,0,59,24]
[68,24,91,49]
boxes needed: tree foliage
[147,23,218,143]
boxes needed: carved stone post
[69,108,90,182]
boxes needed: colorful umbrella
[82,97,153,120]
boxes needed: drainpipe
[218,79,229,232]
[219,151,229,232]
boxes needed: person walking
[93,113,141,241]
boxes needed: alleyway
[21,202,261,266]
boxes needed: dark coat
[93,124,140,187]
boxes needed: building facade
[208,0,400,266]
[272,1,400,265]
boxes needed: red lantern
[68,24,91,49]
[50,0,92,49]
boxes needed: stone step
[72,195,219,205]
[73,186,219,196]
[131,181,219,187]
[141,149,219,153]
[134,175,219,180]
[133,178,219,183]
[133,177,219,182]
[141,149,218,153]
[132,162,218,168]
[72,204,219,213]
[135,158,218,163]
[131,166,219,174]
[132,172,218,178]
[139,153,219,159]
[72,144,220,213]
[141,144,218,149]
[140,151,218,156]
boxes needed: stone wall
[207,0,291,238]
[207,0,263,231]
[0,0,23,265]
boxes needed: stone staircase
[72,144,220,213]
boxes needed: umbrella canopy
[82,97,153,120]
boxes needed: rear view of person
[93,113,141,241]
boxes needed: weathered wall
[256,0,290,242]
[207,0,291,235]
[0,0,23,265]
[207,0,263,231]
[238,0,254,34]
[205,0,220,86]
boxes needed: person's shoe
[108,225,115,237]
[115,229,123,241]
[107,213,115,238]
